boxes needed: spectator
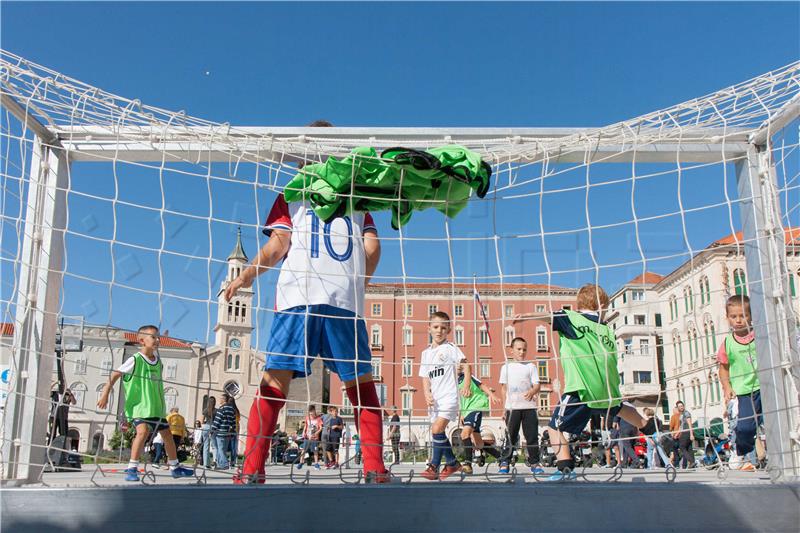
[297,405,323,470]
[201,396,217,467]
[323,406,344,468]
[642,408,669,469]
[674,401,695,468]
[227,398,241,468]
[49,388,76,445]
[271,425,287,464]
[211,393,237,469]
[387,406,401,465]
[167,407,187,451]
[616,414,638,468]
[669,406,681,466]
[152,431,166,467]
[192,420,203,462]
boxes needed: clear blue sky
[2,2,798,344]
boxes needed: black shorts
[463,411,483,433]
[548,394,628,436]
[324,440,340,453]
[133,417,169,433]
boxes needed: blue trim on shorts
[133,417,169,432]
[548,393,622,436]
[463,411,483,432]
[265,304,372,382]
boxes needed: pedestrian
[167,407,187,451]
[322,405,344,468]
[387,406,401,465]
[201,396,217,467]
[152,431,166,467]
[616,414,639,468]
[211,393,237,469]
[227,398,240,468]
[298,405,323,469]
[192,420,203,463]
[674,401,695,468]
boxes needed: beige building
[607,272,667,416]
[654,230,800,428]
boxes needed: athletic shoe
[530,465,545,475]
[296,463,303,470]
[498,463,510,474]
[171,465,194,478]
[313,463,321,470]
[547,470,577,481]
[124,467,139,482]
[739,462,756,472]
[601,464,612,469]
[332,463,339,469]
[439,463,462,480]
[365,469,392,484]
[421,464,440,481]
[461,463,473,475]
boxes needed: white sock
[128,460,139,470]
[168,459,179,470]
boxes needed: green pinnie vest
[558,310,621,409]
[458,375,489,414]
[122,352,167,421]
[283,145,492,229]
[724,334,760,396]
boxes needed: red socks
[346,381,386,475]
[241,383,285,483]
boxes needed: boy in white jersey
[226,121,388,484]
[419,311,471,480]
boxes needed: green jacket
[283,145,492,229]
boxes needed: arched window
[703,322,711,355]
[677,381,685,403]
[70,382,87,411]
[479,327,490,346]
[669,296,676,321]
[733,269,747,296]
[693,328,700,360]
[241,303,247,321]
[370,325,382,348]
[226,353,233,371]
[234,353,240,370]
[504,326,515,347]
[227,303,233,321]
[164,387,178,411]
[673,332,683,365]
[687,328,695,361]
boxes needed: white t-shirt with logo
[264,195,376,316]
[499,361,539,410]
[419,342,466,413]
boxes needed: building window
[341,395,353,416]
[235,354,240,371]
[687,329,695,361]
[538,360,548,381]
[479,358,491,378]
[624,339,632,356]
[692,328,700,361]
[454,326,465,346]
[655,313,662,327]
[619,372,625,384]
[631,290,645,301]
[504,326,515,347]
[100,358,112,376]
[401,391,413,416]
[539,395,550,412]
[562,305,572,311]
[535,304,546,313]
[504,304,514,318]
[479,327,490,346]
[669,295,677,321]
[536,327,547,352]
[402,326,413,346]
[371,357,382,379]
[372,303,382,317]
[226,353,233,371]
[371,325,382,348]
[684,286,694,313]
[733,269,747,296]
[677,381,685,404]
[402,358,413,378]
[403,303,413,317]
[376,383,388,406]
[73,357,87,375]
[164,387,179,411]
[639,338,650,356]
[454,304,464,318]
[699,276,711,305]
[481,304,489,318]
[709,321,717,352]
[633,371,652,384]
[634,314,646,325]
[428,304,438,317]
[223,380,241,398]
[95,384,109,411]
[673,333,682,366]
[165,361,177,379]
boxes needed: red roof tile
[710,227,800,248]
[1,323,13,336]
[369,282,575,292]
[123,332,191,348]
[626,272,664,285]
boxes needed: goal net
[1,48,799,484]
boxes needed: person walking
[201,396,217,467]
[388,406,401,465]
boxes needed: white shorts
[429,404,459,423]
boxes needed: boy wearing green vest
[457,363,501,474]
[514,284,649,480]
[97,325,194,482]
[717,294,761,472]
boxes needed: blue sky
[2,2,799,344]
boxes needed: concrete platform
[2,464,798,532]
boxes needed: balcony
[621,382,661,397]
[371,343,384,351]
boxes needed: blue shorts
[463,411,483,433]
[133,417,169,433]
[548,393,625,436]
[266,304,372,382]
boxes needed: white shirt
[116,352,159,374]
[153,432,164,444]
[264,195,376,316]
[418,342,466,409]
[499,361,539,410]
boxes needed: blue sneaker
[313,463,321,470]
[547,470,577,481]
[171,465,194,478]
[530,465,545,475]
[498,463,509,474]
[124,467,139,482]
[296,463,303,470]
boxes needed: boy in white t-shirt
[498,337,544,475]
[419,311,471,480]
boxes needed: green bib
[122,353,166,421]
[558,310,621,409]
[724,335,760,395]
[459,375,489,413]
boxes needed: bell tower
[214,228,253,371]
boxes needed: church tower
[214,228,253,373]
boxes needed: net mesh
[1,49,799,484]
